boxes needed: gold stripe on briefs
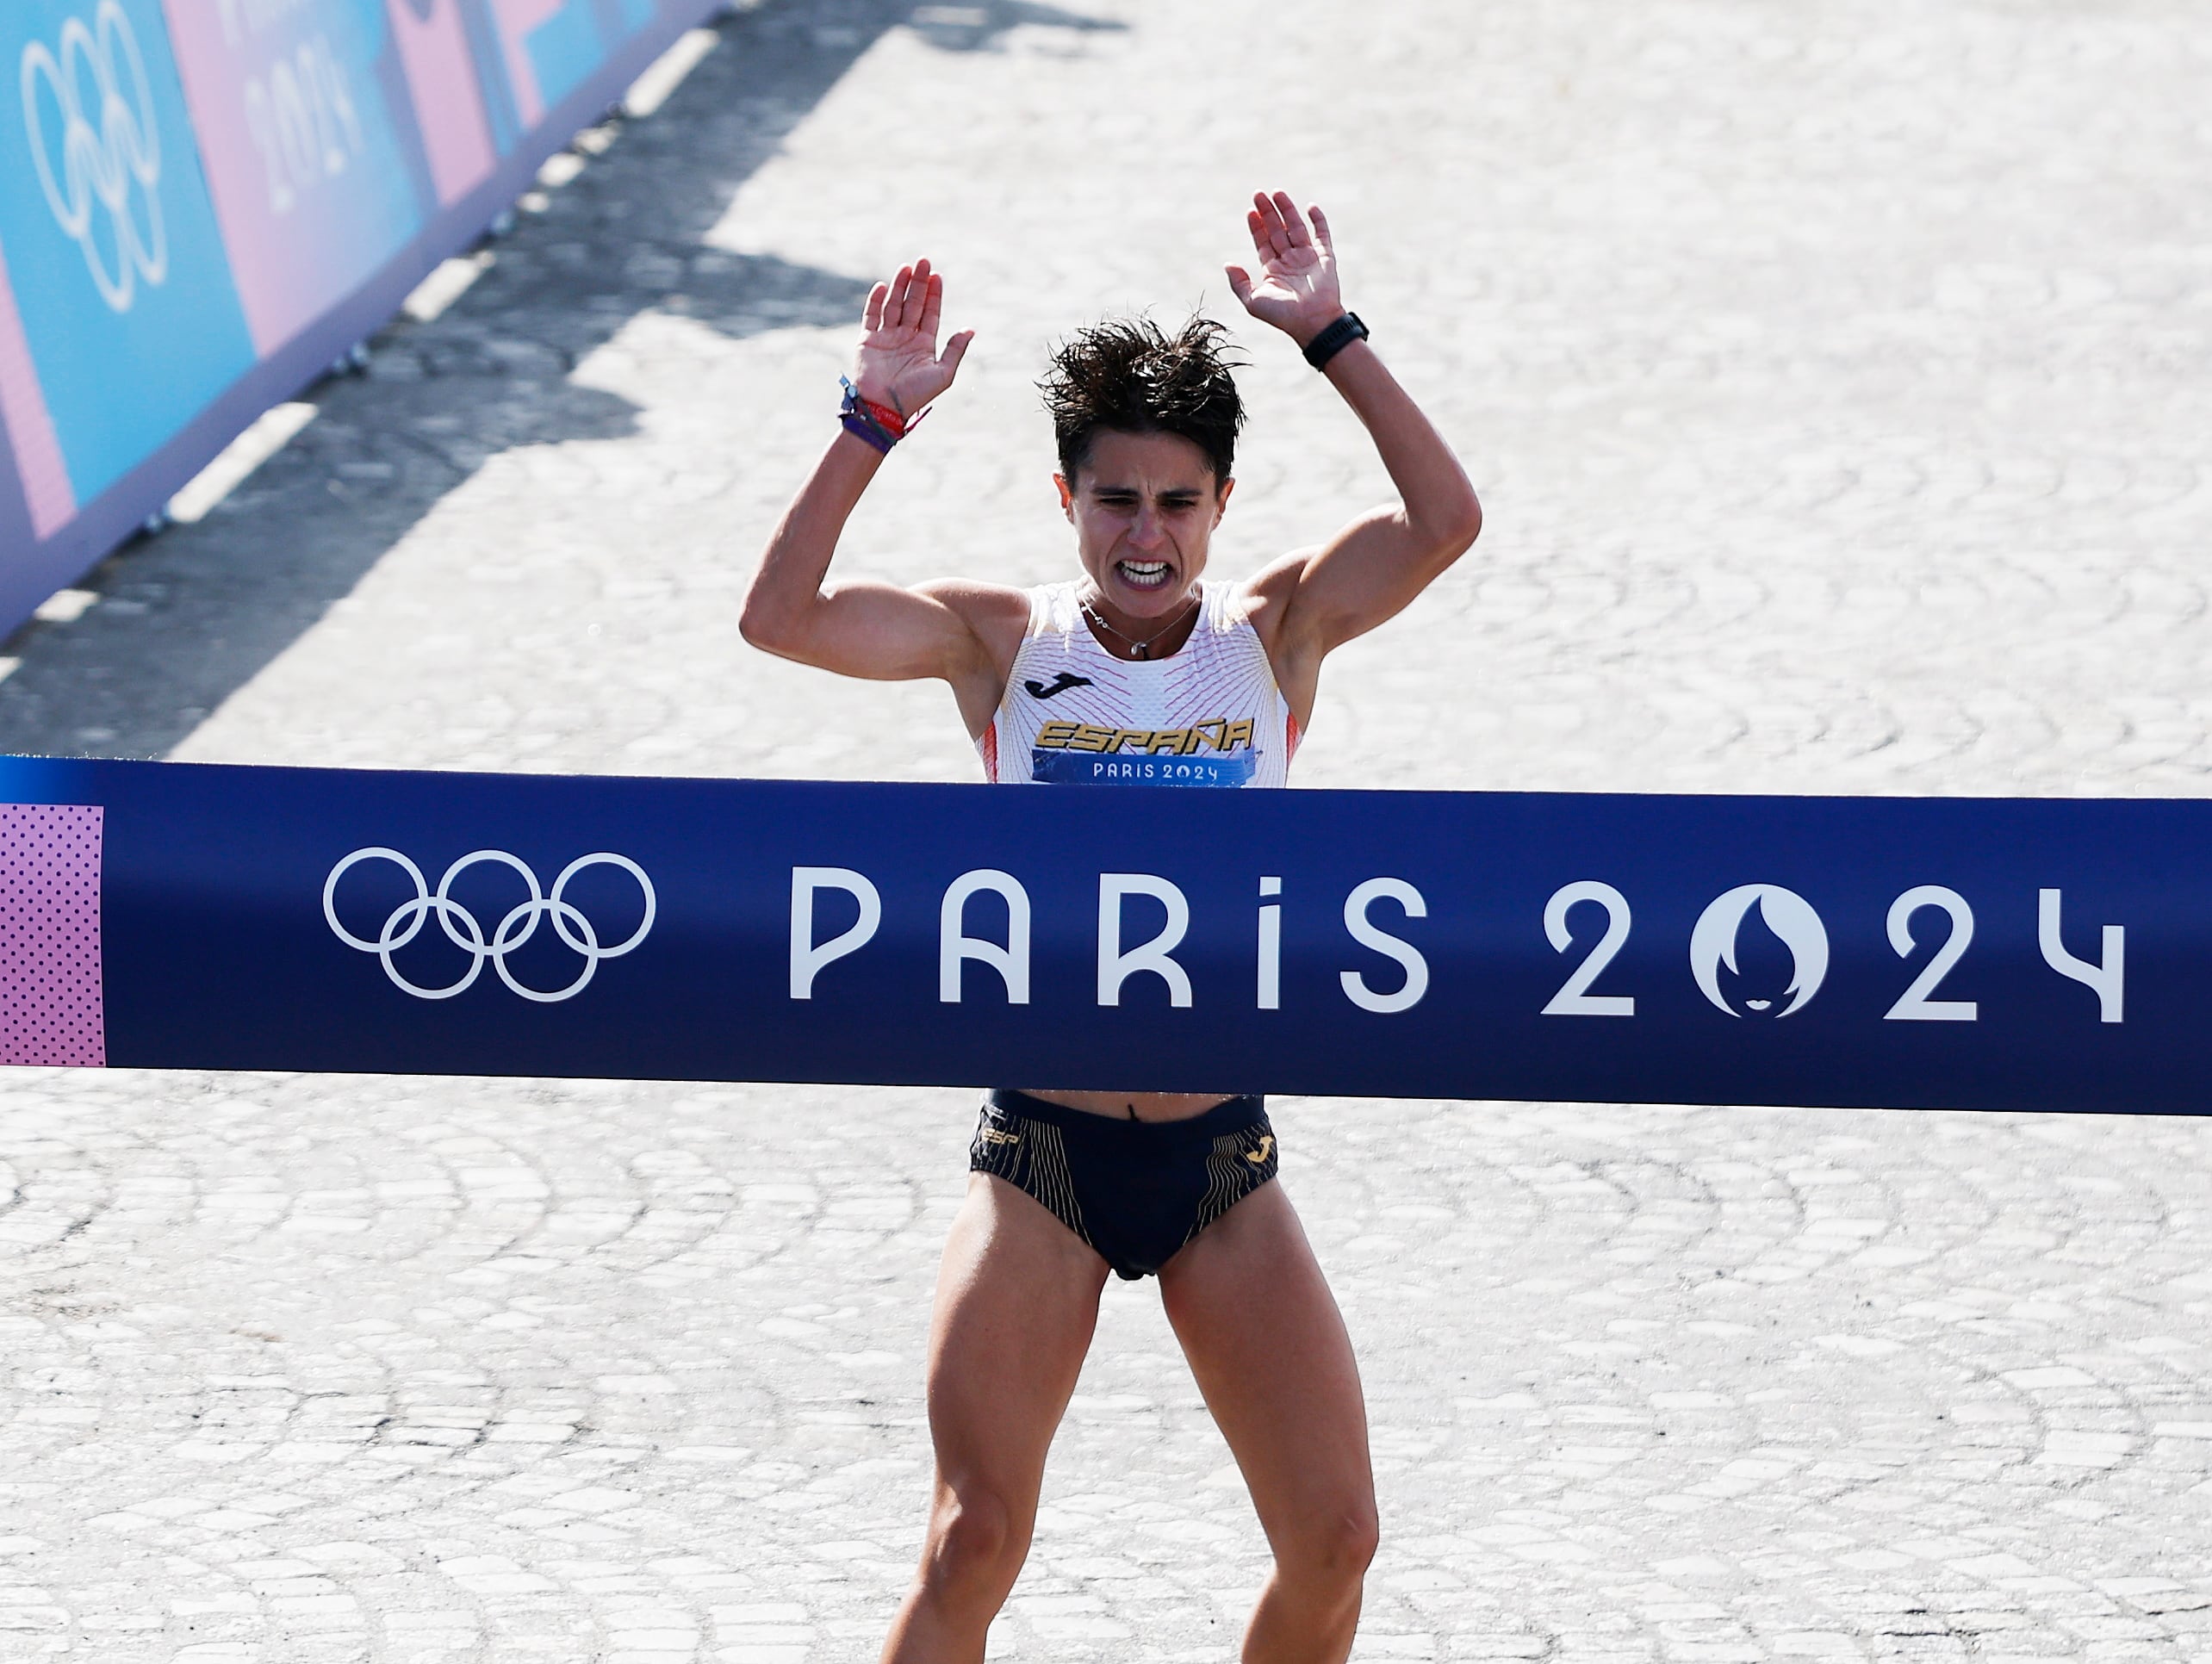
[1190,1123,1279,1244]
[1188,1134,1244,1243]
[972,1112,1091,1248]
[1027,1122,1093,1250]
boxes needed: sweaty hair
[1040,316,1246,487]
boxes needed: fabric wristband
[1302,312,1370,371]
[839,377,913,454]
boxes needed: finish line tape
[0,754,2199,1114]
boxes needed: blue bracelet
[838,377,898,454]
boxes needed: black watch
[1302,312,1369,370]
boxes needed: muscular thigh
[924,1173,1112,1496]
[1157,1183,1374,1538]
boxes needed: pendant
[1134,643,1148,661]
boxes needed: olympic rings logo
[20,0,167,313]
[323,848,656,1003]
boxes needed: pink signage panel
[0,245,76,539]
[487,0,566,126]
[161,0,439,355]
[386,0,497,205]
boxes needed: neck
[1081,586,1202,661]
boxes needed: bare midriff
[1017,1089,1243,1123]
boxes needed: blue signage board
[0,0,725,633]
[0,0,259,507]
[0,755,2196,1115]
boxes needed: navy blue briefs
[968,1089,1280,1280]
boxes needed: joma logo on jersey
[1035,717,1258,755]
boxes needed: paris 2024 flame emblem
[1689,884,1830,1018]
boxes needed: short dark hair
[1040,316,1246,487]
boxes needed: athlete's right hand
[852,258,974,420]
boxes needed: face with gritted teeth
[1058,428,1232,626]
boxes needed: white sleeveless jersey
[979,580,1299,787]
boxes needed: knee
[922,1487,1027,1602]
[1282,1500,1380,1593]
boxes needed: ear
[1054,473,1075,521]
[1214,476,1235,524]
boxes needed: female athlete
[740,192,1482,1664]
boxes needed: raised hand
[1224,191,1345,348]
[852,258,973,419]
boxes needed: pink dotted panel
[0,804,105,1067]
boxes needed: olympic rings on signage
[323,848,656,1003]
[20,0,167,313]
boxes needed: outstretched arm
[739,261,1019,733]
[1227,194,1482,689]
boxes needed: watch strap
[1302,312,1370,371]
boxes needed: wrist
[839,377,908,455]
[1283,301,1345,345]
[851,377,903,414]
[833,425,892,466]
[1301,312,1369,371]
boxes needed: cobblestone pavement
[4,1,2212,1660]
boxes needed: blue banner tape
[0,755,2198,1113]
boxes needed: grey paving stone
[3,0,2211,1659]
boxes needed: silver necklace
[1081,593,1198,661]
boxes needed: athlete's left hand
[1225,191,1345,349]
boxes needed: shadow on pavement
[0,0,1122,761]
[905,1,1125,51]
